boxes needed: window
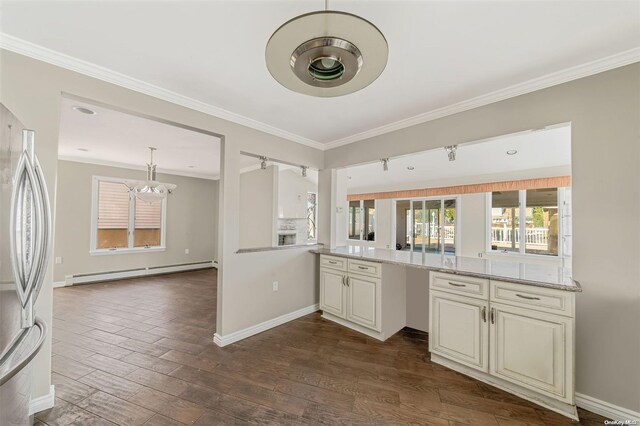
[307,192,317,240]
[348,199,375,241]
[489,188,561,257]
[399,197,458,254]
[92,177,166,254]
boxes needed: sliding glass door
[400,197,457,255]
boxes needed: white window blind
[135,200,162,228]
[97,181,129,229]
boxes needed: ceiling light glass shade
[125,147,176,203]
[127,180,176,204]
[266,11,388,97]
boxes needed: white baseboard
[29,385,55,415]
[576,393,640,421]
[63,261,214,286]
[214,303,319,347]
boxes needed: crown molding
[0,33,324,151]
[323,47,640,150]
[58,155,219,180]
[2,33,638,152]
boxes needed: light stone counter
[312,245,580,292]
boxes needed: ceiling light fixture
[72,106,96,115]
[381,158,389,171]
[407,166,415,171]
[301,166,308,177]
[444,145,457,161]
[77,148,89,152]
[506,150,518,155]
[260,156,268,170]
[125,147,176,204]
[265,0,388,97]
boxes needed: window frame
[90,175,167,255]
[485,187,565,260]
[347,199,377,244]
[395,195,460,256]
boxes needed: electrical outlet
[272,281,279,291]
[185,249,189,254]
[55,256,63,264]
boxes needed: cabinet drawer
[430,272,489,300]
[348,259,382,278]
[320,255,347,271]
[490,281,574,317]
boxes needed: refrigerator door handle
[9,130,52,328]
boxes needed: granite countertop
[311,246,581,292]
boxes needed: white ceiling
[57,97,247,179]
[346,125,571,193]
[2,1,638,148]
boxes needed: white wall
[278,169,316,219]
[53,160,218,282]
[0,49,324,401]
[239,165,277,249]
[321,63,640,414]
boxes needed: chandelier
[125,147,176,203]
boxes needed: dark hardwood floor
[36,269,606,425]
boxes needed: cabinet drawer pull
[341,276,346,286]
[357,266,368,270]
[481,306,487,323]
[346,277,350,286]
[515,293,541,300]
[448,282,466,287]
[328,260,338,264]
[490,308,495,324]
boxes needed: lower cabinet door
[430,291,489,372]
[320,268,346,318]
[346,274,381,331]
[490,303,573,403]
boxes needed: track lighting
[260,156,268,170]
[301,166,308,177]
[444,145,457,161]
[381,158,389,171]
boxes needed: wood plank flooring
[36,269,607,425]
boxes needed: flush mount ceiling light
[77,148,89,152]
[125,147,176,204]
[72,106,96,115]
[406,166,415,171]
[265,3,388,97]
[506,150,518,155]
[444,145,457,161]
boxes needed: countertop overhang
[311,246,581,292]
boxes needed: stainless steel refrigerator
[0,103,51,425]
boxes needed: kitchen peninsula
[312,245,581,420]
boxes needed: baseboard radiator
[57,261,215,287]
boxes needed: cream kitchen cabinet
[430,291,489,372]
[319,255,405,341]
[429,272,577,420]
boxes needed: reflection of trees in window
[307,192,317,240]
